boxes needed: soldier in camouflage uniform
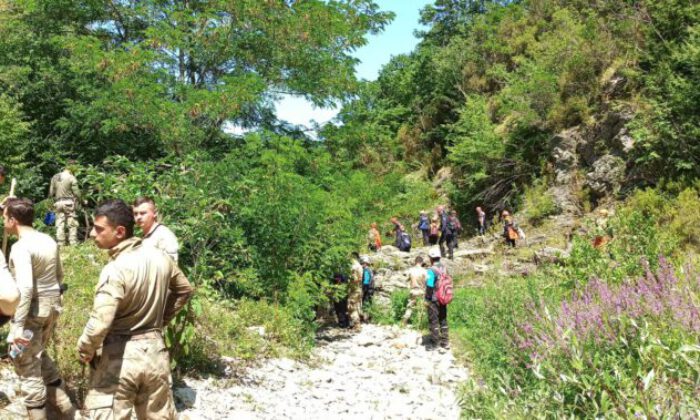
[49,164,81,246]
[78,199,193,419]
[348,252,363,327]
[3,198,76,420]
[133,196,179,262]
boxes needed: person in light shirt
[133,197,179,262]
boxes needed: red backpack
[433,266,454,305]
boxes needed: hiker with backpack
[402,256,427,324]
[429,217,439,245]
[390,217,411,252]
[425,248,452,350]
[502,210,519,247]
[360,256,374,307]
[437,205,449,258]
[417,211,431,246]
[332,272,350,328]
[445,210,462,258]
[476,206,486,236]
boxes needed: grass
[0,242,314,403]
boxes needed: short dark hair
[0,166,6,177]
[415,256,423,265]
[133,196,156,209]
[4,198,34,226]
[96,199,134,238]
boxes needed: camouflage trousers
[84,332,176,420]
[12,297,62,409]
[347,282,362,326]
[54,199,78,246]
[402,289,423,323]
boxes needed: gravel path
[177,324,468,419]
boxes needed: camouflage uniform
[49,170,80,246]
[348,260,363,326]
[402,265,427,323]
[78,237,193,419]
[142,223,179,262]
[8,230,74,419]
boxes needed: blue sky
[274,0,432,129]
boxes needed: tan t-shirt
[351,260,363,284]
[142,223,179,262]
[77,237,193,358]
[407,265,427,291]
[49,170,80,200]
[9,230,62,330]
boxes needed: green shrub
[522,177,558,225]
[669,188,700,248]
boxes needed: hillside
[0,0,698,418]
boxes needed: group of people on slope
[366,204,528,258]
[0,165,191,420]
[368,205,464,259]
[333,248,451,351]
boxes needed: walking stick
[1,178,17,258]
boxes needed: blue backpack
[44,211,56,226]
[418,215,430,230]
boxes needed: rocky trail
[176,324,468,419]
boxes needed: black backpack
[398,231,412,252]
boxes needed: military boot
[26,406,48,420]
[47,380,77,419]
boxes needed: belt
[57,197,75,201]
[104,329,162,345]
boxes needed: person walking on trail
[348,253,363,326]
[390,216,411,252]
[332,272,350,328]
[502,210,519,248]
[133,196,179,262]
[425,248,449,350]
[448,210,463,254]
[476,206,486,236]
[367,222,382,252]
[429,216,439,245]
[437,205,449,257]
[49,163,81,246]
[360,256,374,308]
[3,198,76,419]
[402,256,427,324]
[78,199,193,419]
[417,211,431,247]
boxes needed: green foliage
[0,0,392,173]
[326,0,699,217]
[521,177,558,225]
[630,2,700,181]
